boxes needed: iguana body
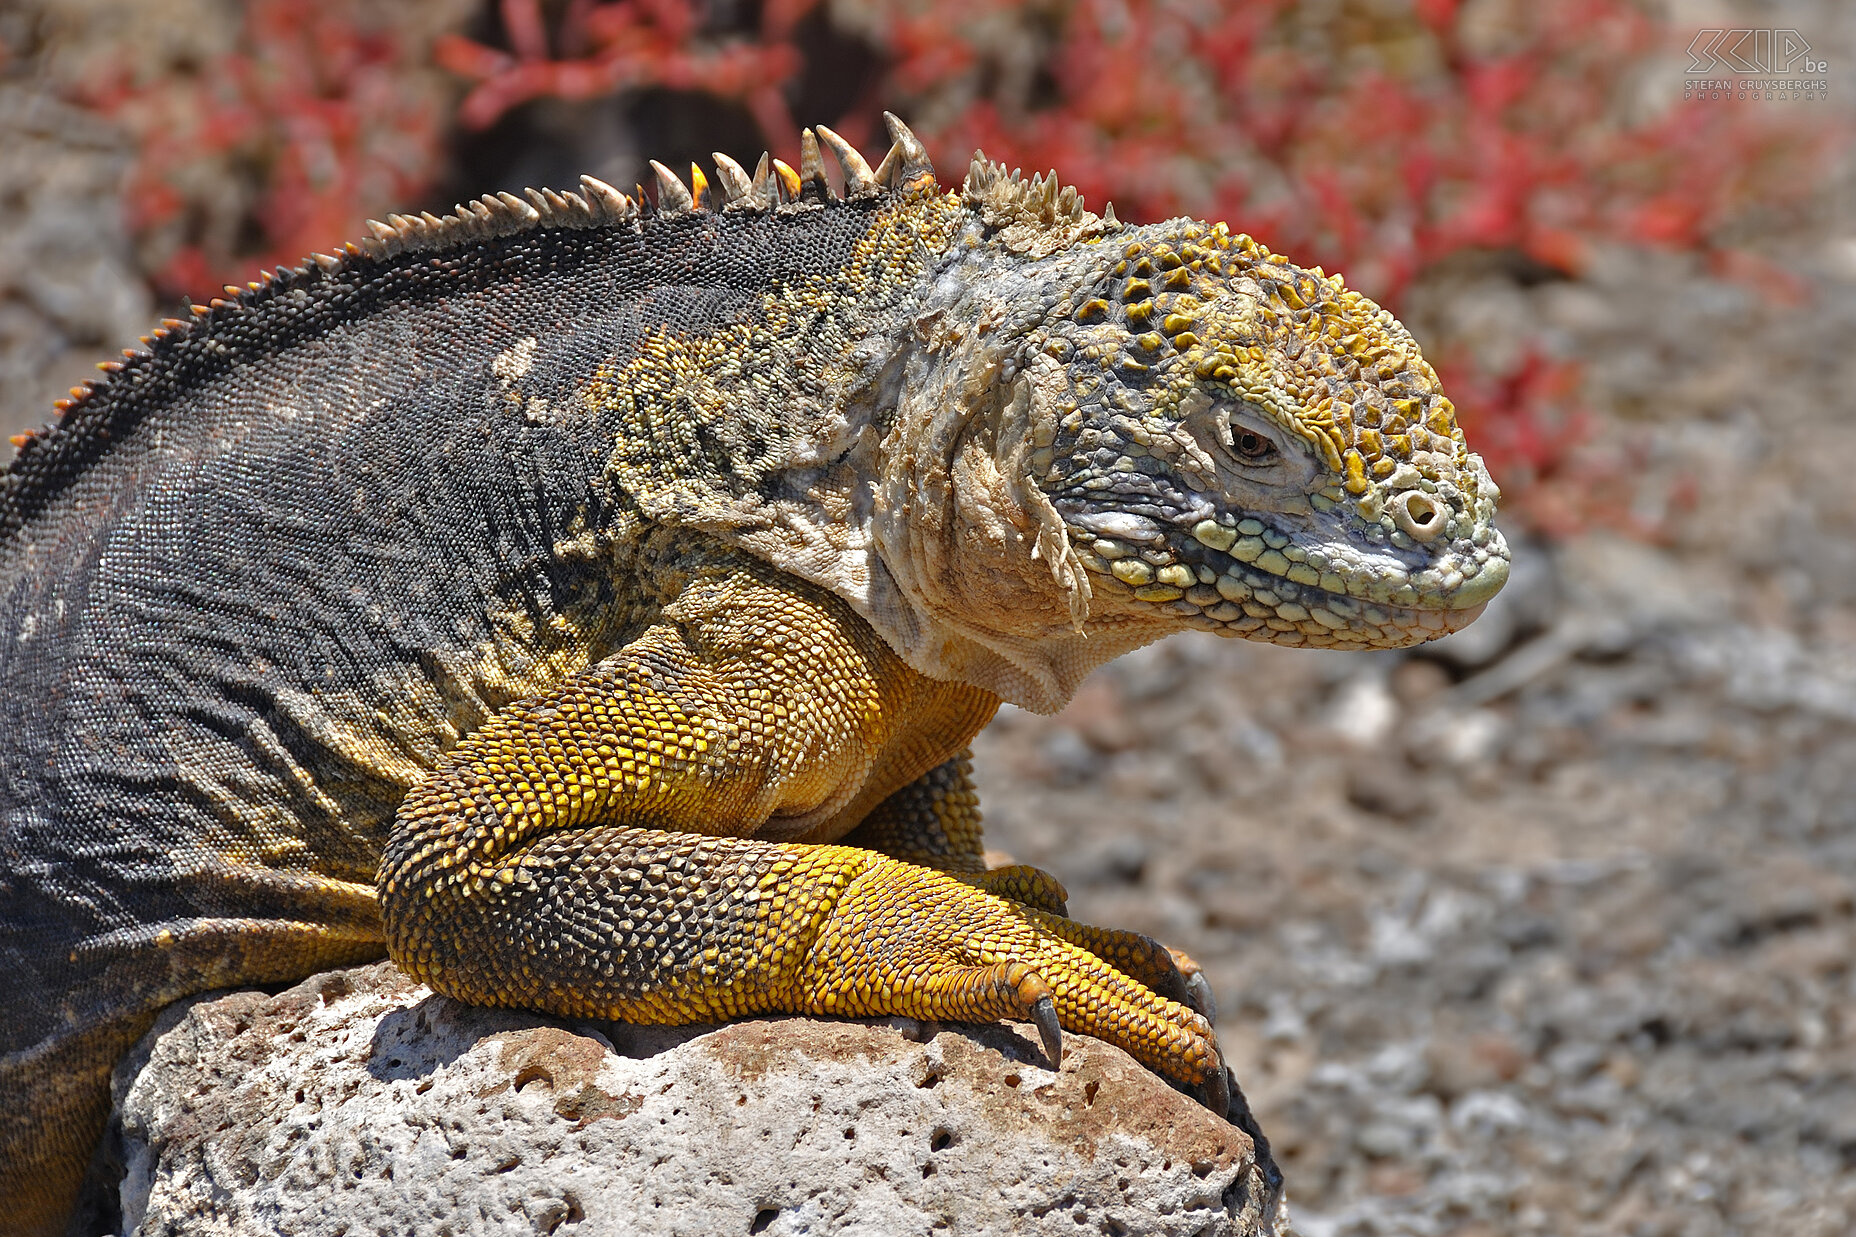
[0,117,1507,1235]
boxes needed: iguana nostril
[1392,491,1445,541]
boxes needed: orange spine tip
[772,159,802,199]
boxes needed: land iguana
[0,115,1508,1235]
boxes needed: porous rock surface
[111,961,1283,1236]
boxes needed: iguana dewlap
[0,116,1507,1235]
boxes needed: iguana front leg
[379,563,1223,1095]
[845,752,1219,1023]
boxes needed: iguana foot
[799,858,1224,1097]
[967,866,1218,1023]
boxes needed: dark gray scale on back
[0,191,893,1059]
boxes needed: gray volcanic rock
[110,961,1285,1236]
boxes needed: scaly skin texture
[379,545,1215,1080]
[0,118,1506,1235]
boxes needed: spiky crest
[960,152,1116,257]
[1,116,940,540]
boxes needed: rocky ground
[6,3,1856,1233]
[116,963,1281,1237]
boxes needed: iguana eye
[1232,430,1276,461]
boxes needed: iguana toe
[797,859,1223,1093]
[1164,946,1217,1023]
[969,869,1222,1024]
[963,863,1069,915]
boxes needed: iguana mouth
[1121,543,1496,649]
[1192,589,1490,649]
[1064,509,1504,650]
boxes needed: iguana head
[869,150,1508,709]
[1017,215,1509,652]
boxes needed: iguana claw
[1030,994,1062,1067]
[1185,971,1217,1024]
[1205,1055,1231,1117]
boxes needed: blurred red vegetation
[69,0,1846,536]
[67,0,461,304]
[1429,347,1699,542]
[436,0,810,144]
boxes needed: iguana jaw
[1061,490,1507,650]
[1062,445,1510,651]
[1081,517,1504,650]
